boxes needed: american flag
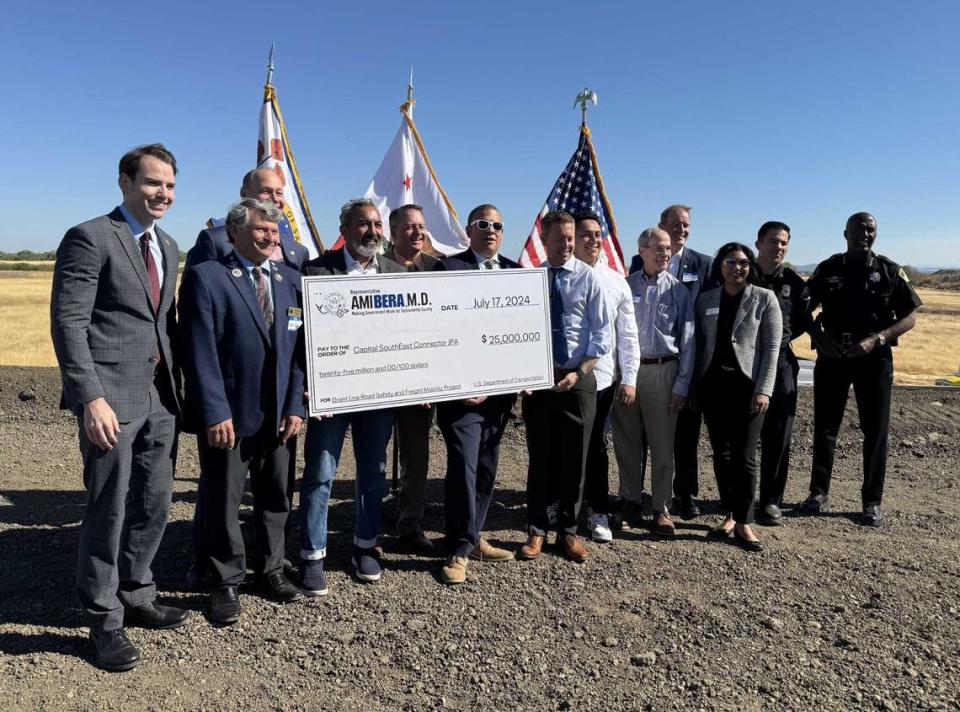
[519,126,625,274]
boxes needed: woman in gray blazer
[694,243,782,551]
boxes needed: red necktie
[252,266,274,329]
[139,232,161,312]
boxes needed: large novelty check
[302,269,555,415]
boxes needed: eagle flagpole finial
[574,87,598,126]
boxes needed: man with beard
[298,200,405,592]
[799,212,921,527]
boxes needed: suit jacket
[382,245,441,272]
[301,247,406,276]
[434,249,520,272]
[178,251,307,438]
[184,219,307,272]
[51,207,180,422]
[694,284,783,397]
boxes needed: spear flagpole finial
[265,43,276,86]
[401,65,416,118]
[573,87,598,126]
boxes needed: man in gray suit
[383,204,441,553]
[51,144,187,671]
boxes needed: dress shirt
[548,257,611,369]
[118,204,165,286]
[233,251,274,310]
[472,250,501,270]
[584,258,640,390]
[668,246,684,279]
[344,246,381,275]
[628,269,695,397]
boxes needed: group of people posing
[51,144,922,671]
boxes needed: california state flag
[362,112,468,256]
[257,84,323,258]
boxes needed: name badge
[681,272,698,283]
[287,307,303,331]
[706,307,720,316]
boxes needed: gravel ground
[1,366,958,711]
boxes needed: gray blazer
[694,284,782,397]
[51,208,180,422]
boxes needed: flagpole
[401,66,415,118]
[265,43,276,87]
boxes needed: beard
[351,234,381,259]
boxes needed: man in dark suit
[51,144,187,671]
[299,199,406,592]
[184,168,308,271]
[178,198,307,625]
[183,167,306,589]
[660,204,713,521]
[383,204,441,554]
[433,204,519,585]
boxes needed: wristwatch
[876,333,887,346]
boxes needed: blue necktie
[550,267,569,365]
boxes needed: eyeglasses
[722,258,751,269]
[469,219,504,232]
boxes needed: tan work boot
[557,533,588,563]
[469,538,514,562]
[441,556,468,585]
[517,534,545,560]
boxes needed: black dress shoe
[860,505,884,527]
[124,602,190,630]
[676,496,700,520]
[734,529,764,552]
[90,629,141,672]
[397,530,435,554]
[758,504,783,526]
[260,570,305,603]
[209,585,241,625]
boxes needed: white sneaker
[589,513,613,543]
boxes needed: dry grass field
[1,270,957,384]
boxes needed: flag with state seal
[519,123,625,274]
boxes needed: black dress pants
[673,407,702,499]
[439,396,513,557]
[198,426,291,585]
[524,371,597,534]
[583,383,618,514]
[700,369,765,524]
[810,349,893,507]
[759,350,799,507]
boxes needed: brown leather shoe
[440,556,468,585]
[517,534,545,560]
[652,512,676,537]
[557,533,588,563]
[469,538,514,562]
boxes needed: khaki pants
[613,360,679,514]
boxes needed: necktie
[549,267,569,365]
[139,232,161,312]
[482,258,497,270]
[252,266,274,329]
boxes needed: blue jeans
[300,409,395,559]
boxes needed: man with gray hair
[613,227,695,537]
[298,200,406,592]
[179,198,307,624]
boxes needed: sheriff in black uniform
[799,212,922,526]
[754,221,810,525]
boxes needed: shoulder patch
[897,267,910,283]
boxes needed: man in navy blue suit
[184,168,308,271]
[433,204,519,585]
[658,205,712,521]
[179,198,307,625]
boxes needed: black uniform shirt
[807,252,922,346]
[757,265,811,350]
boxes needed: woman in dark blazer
[694,243,782,551]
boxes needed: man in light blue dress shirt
[518,211,611,563]
[612,228,694,537]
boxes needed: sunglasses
[469,219,504,232]
[722,258,751,269]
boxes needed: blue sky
[2,1,957,266]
